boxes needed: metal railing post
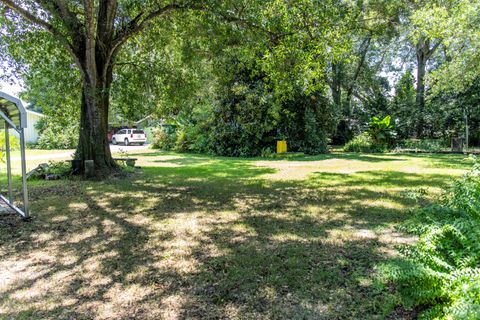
[5,122,13,204]
[19,129,29,217]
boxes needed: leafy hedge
[35,118,78,149]
[343,133,384,153]
[379,161,480,319]
[150,128,177,150]
[397,138,449,152]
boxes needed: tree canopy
[1,0,480,164]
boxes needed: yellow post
[276,140,287,153]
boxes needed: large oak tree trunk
[75,62,117,172]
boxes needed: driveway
[109,143,150,154]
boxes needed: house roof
[135,115,152,124]
[26,109,45,117]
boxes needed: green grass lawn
[0,152,473,319]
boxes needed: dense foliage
[380,160,480,319]
[344,115,395,153]
[35,120,78,150]
[2,0,480,159]
[150,127,177,151]
[343,133,380,153]
[0,131,18,161]
[368,115,396,148]
[206,65,278,157]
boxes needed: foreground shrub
[379,161,480,319]
[27,161,72,180]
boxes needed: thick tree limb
[1,0,55,32]
[83,0,97,85]
[346,36,372,101]
[97,0,117,43]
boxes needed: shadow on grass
[130,150,472,172]
[308,170,456,189]
[0,153,465,319]
[130,150,405,164]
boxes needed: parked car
[111,129,147,146]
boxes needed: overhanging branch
[111,3,186,55]
[1,0,55,32]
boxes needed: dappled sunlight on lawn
[0,152,472,319]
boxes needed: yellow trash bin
[276,140,287,154]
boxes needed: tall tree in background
[407,1,461,137]
[325,0,401,143]
[391,70,416,138]
[414,37,440,137]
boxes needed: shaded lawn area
[0,152,473,319]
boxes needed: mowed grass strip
[0,152,472,319]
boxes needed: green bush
[174,126,208,153]
[379,161,480,319]
[343,133,385,153]
[368,115,397,148]
[0,132,19,161]
[150,128,177,150]
[398,138,448,151]
[205,59,336,157]
[279,94,336,155]
[46,161,72,176]
[27,161,72,180]
[207,79,278,157]
[36,119,78,150]
[344,115,397,153]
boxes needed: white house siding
[10,110,44,143]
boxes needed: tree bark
[416,52,426,138]
[415,38,440,138]
[75,60,117,172]
[331,63,342,109]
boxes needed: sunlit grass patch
[0,151,472,319]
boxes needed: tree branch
[97,0,117,43]
[346,36,372,99]
[1,0,55,32]
[1,0,82,63]
[218,11,293,44]
[111,3,186,55]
